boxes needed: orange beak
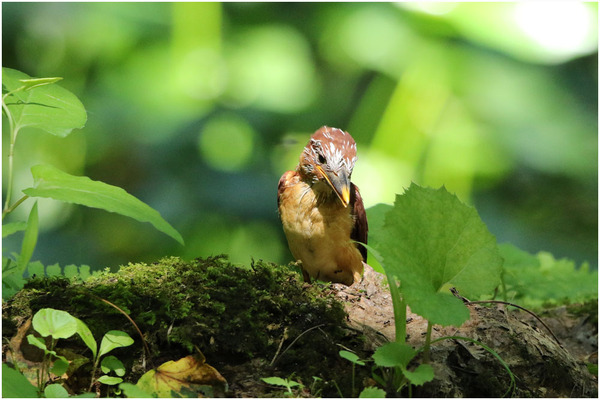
[316,165,351,207]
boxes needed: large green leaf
[372,184,503,326]
[23,164,184,245]
[2,67,86,137]
[32,308,77,339]
[2,364,39,398]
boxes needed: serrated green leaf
[64,264,78,278]
[101,355,126,376]
[2,364,39,398]
[44,383,69,398]
[79,265,91,280]
[339,350,365,366]
[19,202,38,273]
[74,317,97,359]
[98,375,123,385]
[2,270,26,300]
[23,164,184,245]
[2,68,86,137]
[2,221,27,238]
[99,330,134,358]
[32,308,77,339]
[359,386,387,398]
[372,184,502,326]
[46,263,62,277]
[372,342,417,368]
[27,261,45,278]
[402,363,434,386]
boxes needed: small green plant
[354,184,512,395]
[339,350,365,397]
[5,307,134,397]
[2,67,184,300]
[261,376,304,397]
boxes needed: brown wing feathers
[350,183,368,262]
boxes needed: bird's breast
[278,172,362,285]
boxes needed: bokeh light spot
[198,114,255,172]
[224,25,317,112]
[514,2,595,56]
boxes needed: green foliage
[119,382,153,398]
[19,201,39,271]
[339,350,365,366]
[2,203,39,299]
[44,383,69,398]
[500,243,598,309]
[371,184,503,327]
[2,363,39,398]
[372,342,433,387]
[32,308,78,339]
[99,330,135,358]
[101,356,126,377]
[7,256,353,396]
[2,67,184,301]
[24,307,134,396]
[23,164,184,245]
[359,386,386,398]
[2,68,86,137]
[261,376,303,396]
[358,184,506,395]
[372,342,416,368]
[2,221,27,237]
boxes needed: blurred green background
[2,2,598,271]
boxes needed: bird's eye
[318,154,326,164]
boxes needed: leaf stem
[2,195,30,220]
[2,94,18,214]
[387,274,406,343]
[422,321,433,364]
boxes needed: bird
[277,126,368,286]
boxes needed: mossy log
[2,256,597,397]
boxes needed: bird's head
[299,126,358,207]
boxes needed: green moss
[3,256,362,395]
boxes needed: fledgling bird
[277,126,368,286]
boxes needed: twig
[86,291,153,367]
[450,287,562,347]
[269,327,289,366]
[271,324,325,366]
